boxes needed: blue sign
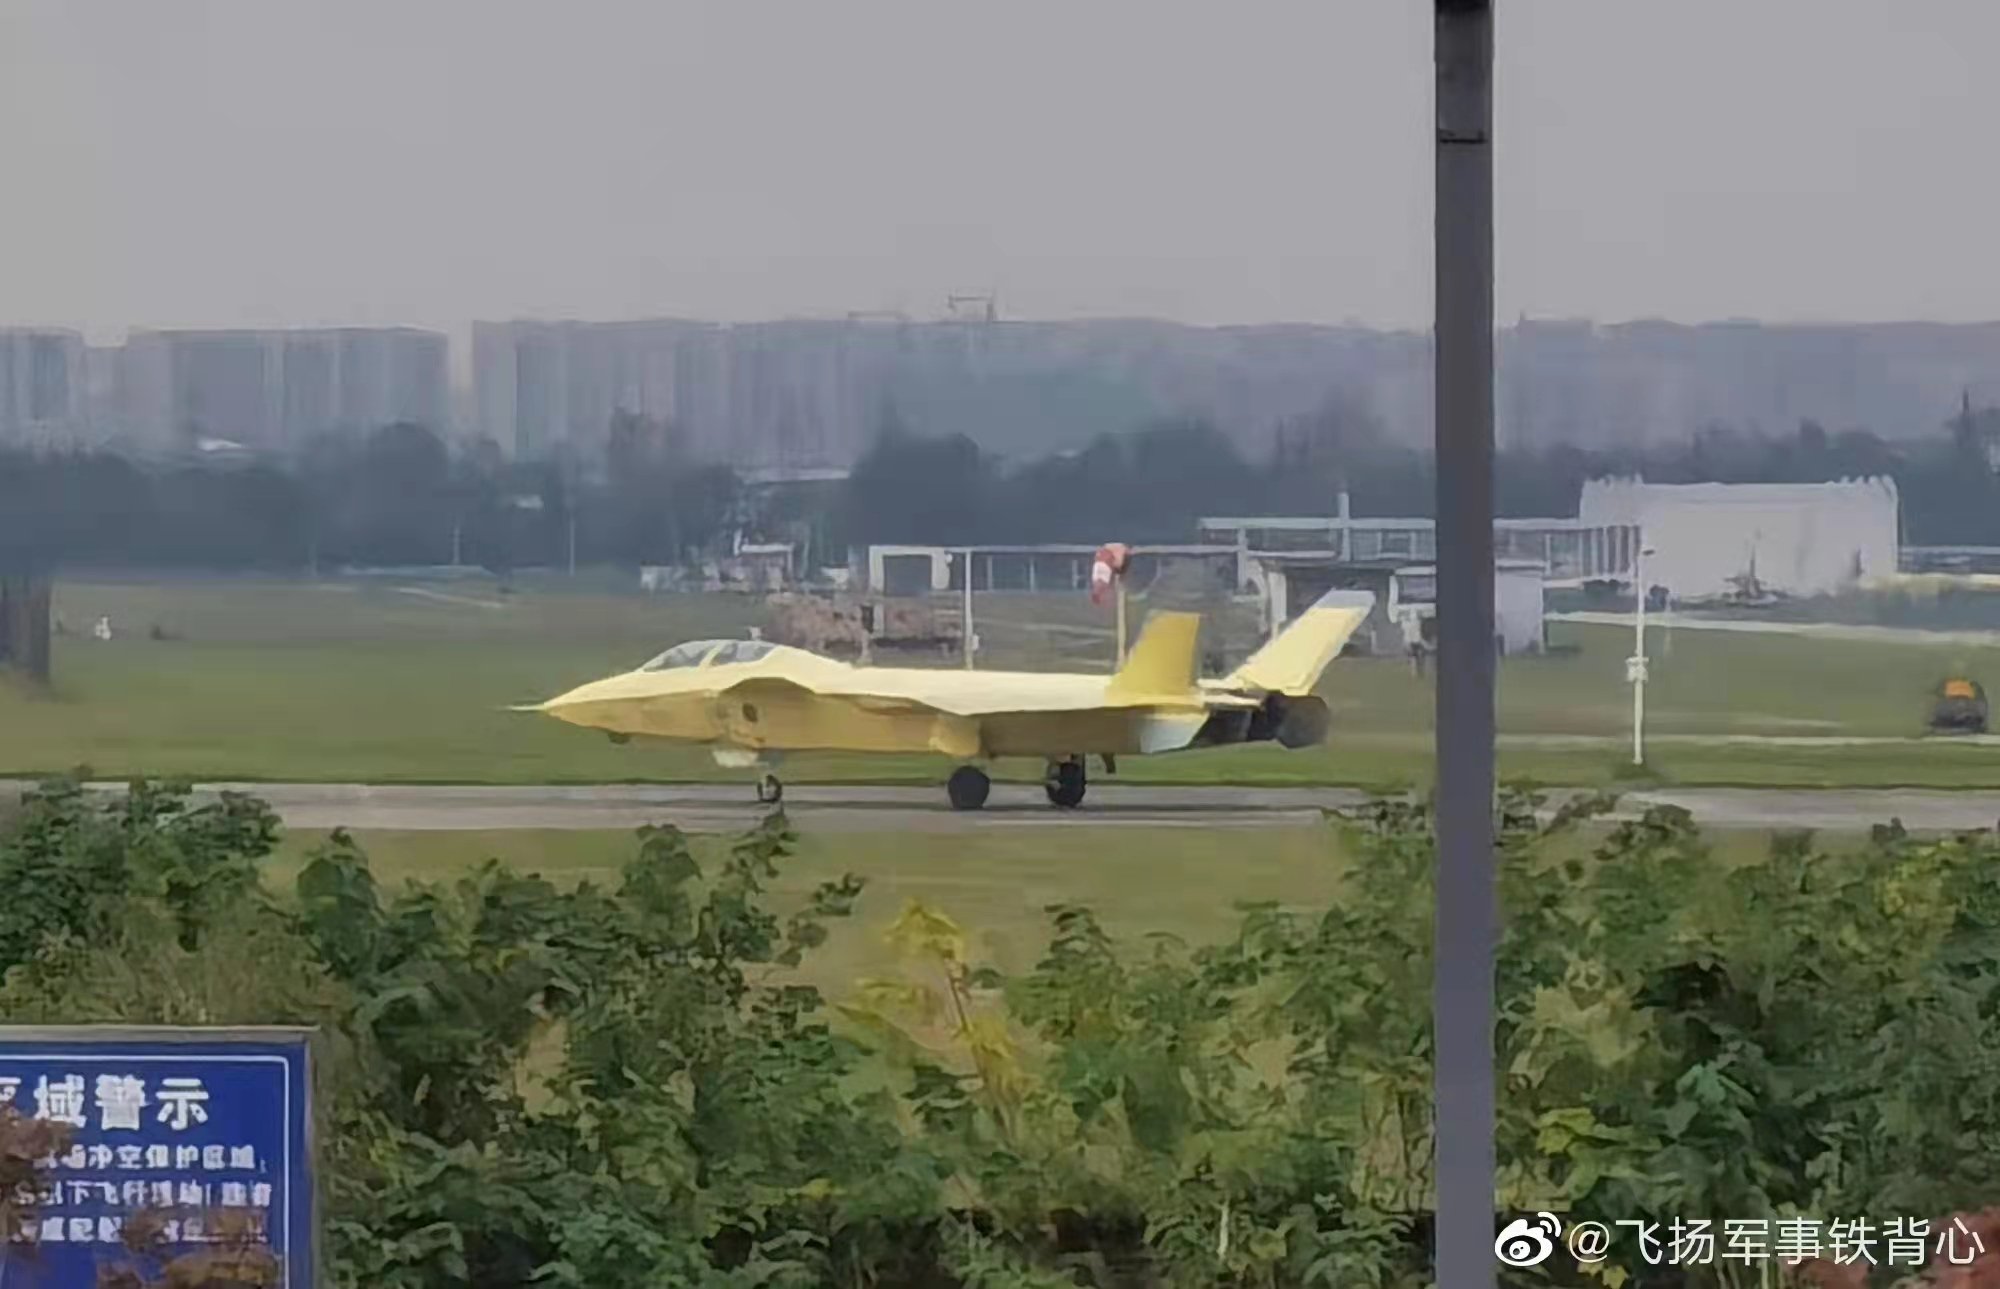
[0,1027,316,1287]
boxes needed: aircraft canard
[525,589,1374,811]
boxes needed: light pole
[1629,542,1656,766]
[961,549,977,669]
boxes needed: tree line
[0,413,743,575]
[842,400,2000,547]
[6,398,2000,574]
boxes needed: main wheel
[1043,758,1086,809]
[947,765,991,811]
[755,772,783,804]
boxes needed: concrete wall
[1578,477,1900,600]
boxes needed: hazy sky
[5,0,1998,345]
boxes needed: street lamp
[1628,542,1657,766]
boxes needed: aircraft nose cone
[530,678,615,723]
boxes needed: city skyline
[16,314,2000,467]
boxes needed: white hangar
[1577,477,1900,601]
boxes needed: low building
[1577,477,1899,601]
[1386,561,1547,656]
[1199,512,1638,588]
[725,542,795,593]
[1243,554,1546,656]
[858,544,1237,597]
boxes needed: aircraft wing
[712,673,986,757]
[723,674,935,716]
[717,612,1212,719]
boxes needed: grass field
[264,818,1824,1000]
[268,823,1346,994]
[5,574,2000,787]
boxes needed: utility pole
[1630,541,1655,765]
[1433,3,1496,1286]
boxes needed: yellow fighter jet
[524,589,1374,810]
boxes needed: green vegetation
[5,579,2000,787]
[266,826,1343,997]
[1,777,1995,1287]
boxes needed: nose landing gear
[1044,756,1087,808]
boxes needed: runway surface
[11,780,2000,835]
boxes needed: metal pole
[1631,543,1647,765]
[1433,2,1496,1286]
[962,550,975,669]
[567,516,577,578]
[1115,576,1128,667]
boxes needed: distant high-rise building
[110,327,448,451]
[474,318,879,467]
[23,315,2000,467]
[470,314,1411,470]
[0,328,88,447]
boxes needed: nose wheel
[947,765,991,810]
[1044,756,1087,808]
[755,772,783,805]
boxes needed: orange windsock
[1090,543,1130,605]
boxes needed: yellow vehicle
[1930,676,1989,734]
[523,590,1374,809]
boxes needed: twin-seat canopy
[637,639,780,672]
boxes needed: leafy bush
[0,777,1995,1287]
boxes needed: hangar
[1578,476,1900,601]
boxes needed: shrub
[1,777,1995,1287]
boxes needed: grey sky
[4,0,1997,346]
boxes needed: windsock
[1090,543,1130,605]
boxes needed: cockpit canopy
[637,639,780,672]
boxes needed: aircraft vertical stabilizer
[1106,611,1201,698]
[1226,590,1375,695]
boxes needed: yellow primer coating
[1225,598,1375,695]
[530,590,1374,764]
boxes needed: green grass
[264,822,1836,1005]
[269,824,1347,994]
[6,575,2000,788]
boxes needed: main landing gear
[942,757,1094,811]
[1044,756,1087,809]
[755,772,783,805]
[947,765,991,811]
